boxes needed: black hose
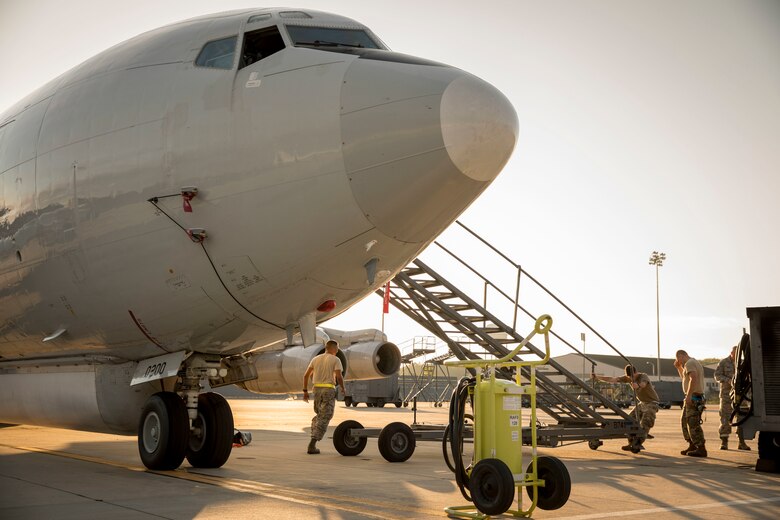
[442,413,474,474]
[731,333,753,426]
[443,376,475,502]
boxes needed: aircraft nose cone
[440,75,518,182]
[341,58,517,244]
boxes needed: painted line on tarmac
[2,444,440,519]
[556,496,780,519]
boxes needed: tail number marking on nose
[145,362,167,378]
[131,351,187,385]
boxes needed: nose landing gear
[136,355,235,470]
[138,390,235,470]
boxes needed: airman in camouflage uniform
[302,340,347,454]
[715,346,750,450]
[593,365,659,453]
[675,350,707,457]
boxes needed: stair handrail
[432,239,599,367]
[449,220,633,369]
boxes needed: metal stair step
[429,292,457,300]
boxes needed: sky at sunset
[2,0,778,362]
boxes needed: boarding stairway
[378,222,644,447]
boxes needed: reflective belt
[314,383,335,388]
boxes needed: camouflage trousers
[310,387,336,441]
[681,401,705,446]
[630,402,659,436]
[719,389,744,439]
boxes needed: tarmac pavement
[0,400,777,519]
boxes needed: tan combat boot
[720,437,728,450]
[307,438,320,454]
[738,437,751,451]
[680,442,695,455]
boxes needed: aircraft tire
[469,458,515,516]
[138,392,189,470]
[378,422,415,462]
[526,456,571,510]
[186,392,234,468]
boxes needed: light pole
[648,251,666,382]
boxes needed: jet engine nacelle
[239,341,400,394]
[342,341,401,380]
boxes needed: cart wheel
[394,401,402,408]
[344,395,353,407]
[469,458,515,516]
[526,456,571,510]
[376,400,386,408]
[758,431,780,461]
[352,401,359,407]
[588,439,602,450]
[378,422,416,462]
[403,401,409,408]
[333,420,367,456]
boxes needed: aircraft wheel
[333,420,367,456]
[186,392,234,468]
[378,422,415,462]
[138,392,189,470]
[469,458,515,516]
[526,456,571,510]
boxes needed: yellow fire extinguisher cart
[444,314,571,518]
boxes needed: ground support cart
[332,420,473,463]
[444,315,570,518]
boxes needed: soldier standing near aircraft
[303,340,347,454]
[593,365,659,453]
[674,350,707,457]
[715,346,750,450]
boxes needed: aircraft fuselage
[0,8,516,363]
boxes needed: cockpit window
[287,26,381,50]
[240,26,286,69]
[195,36,237,69]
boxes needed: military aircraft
[0,8,517,470]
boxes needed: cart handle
[446,314,552,369]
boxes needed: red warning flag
[382,282,391,314]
